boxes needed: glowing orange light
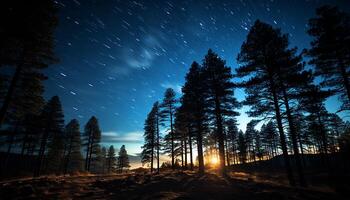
[210,156,219,166]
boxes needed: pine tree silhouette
[0,0,58,127]
[236,20,296,186]
[35,96,64,176]
[117,145,130,173]
[84,116,102,172]
[308,6,350,111]
[202,49,239,174]
[64,119,83,174]
[160,88,177,169]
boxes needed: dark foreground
[0,171,348,200]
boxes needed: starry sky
[45,0,350,155]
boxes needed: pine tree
[236,20,295,186]
[162,131,182,168]
[0,0,58,127]
[327,113,346,139]
[174,104,190,169]
[64,119,83,174]
[254,129,263,161]
[21,114,42,156]
[308,6,350,111]
[237,130,247,164]
[46,132,64,174]
[181,61,208,173]
[327,113,346,152]
[83,116,102,172]
[2,70,46,172]
[272,32,310,187]
[100,147,107,174]
[35,96,64,176]
[261,121,279,159]
[18,73,46,153]
[202,49,239,173]
[153,102,161,173]
[117,145,130,173]
[189,133,194,170]
[160,88,177,169]
[298,85,332,155]
[141,101,165,173]
[106,145,116,173]
[292,113,309,160]
[141,103,157,172]
[91,144,104,173]
[226,119,239,164]
[245,120,257,162]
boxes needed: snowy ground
[0,170,348,200]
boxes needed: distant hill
[128,154,142,169]
[128,153,171,169]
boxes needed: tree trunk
[188,126,193,171]
[181,139,184,168]
[232,139,236,165]
[252,146,256,162]
[156,115,160,173]
[151,130,154,173]
[170,106,174,169]
[297,131,306,166]
[64,135,73,175]
[281,87,307,187]
[225,137,230,166]
[88,135,94,172]
[196,121,204,173]
[85,133,91,171]
[2,124,18,176]
[269,77,295,186]
[214,96,226,174]
[61,138,68,174]
[20,130,29,172]
[35,130,49,177]
[247,144,251,162]
[317,115,328,156]
[0,64,23,128]
[184,134,187,168]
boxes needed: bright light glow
[210,156,219,166]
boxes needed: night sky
[45,0,350,155]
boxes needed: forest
[0,0,350,199]
[0,1,130,179]
[141,5,350,188]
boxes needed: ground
[0,170,348,200]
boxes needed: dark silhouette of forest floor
[1,170,348,200]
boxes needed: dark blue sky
[45,0,350,154]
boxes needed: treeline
[141,5,350,187]
[0,96,131,177]
[0,1,130,178]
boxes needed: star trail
[45,0,350,154]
